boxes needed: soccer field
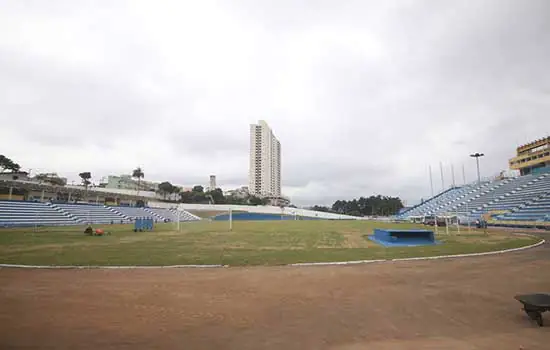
[0,220,540,266]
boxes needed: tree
[179,190,193,203]
[79,172,92,199]
[35,173,66,186]
[207,188,225,204]
[172,186,181,201]
[316,195,404,217]
[157,181,174,200]
[132,167,144,195]
[0,155,21,173]
[311,205,331,212]
[248,196,263,206]
[192,185,204,193]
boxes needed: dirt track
[1,233,549,349]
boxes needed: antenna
[440,162,445,191]
[429,165,434,197]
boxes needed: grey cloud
[1,0,550,206]
[0,51,157,146]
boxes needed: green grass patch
[0,221,540,266]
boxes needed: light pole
[470,153,484,183]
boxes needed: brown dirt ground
[1,232,549,350]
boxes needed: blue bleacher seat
[0,200,78,227]
[109,206,156,220]
[400,173,550,227]
[145,207,200,222]
[51,203,129,224]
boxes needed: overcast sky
[1,0,549,206]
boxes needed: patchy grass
[0,221,540,266]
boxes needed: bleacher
[110,206,157,220]
[145,207,200,222]
[402,187,463,217]
[0,200,78,227]
[456,175,536,216]
[401,182,490,218]
[429,183,487,215]
[400,172,550,227]
[51,203,128,224]
[495,183,550,223]
[474,173,550,217]
[496,194,550,222]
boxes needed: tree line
[310,195,404,217]
[156,182,275,206]
[1,157,267,206]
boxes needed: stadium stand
[144,207,200,222]
[401,182,489,218]
[453,175,537,215]
[51,203,128,224]
[401,187,461,217]
[110,206,157,220]
[0,200,78,227]
[496,193,550,222]
[399,174,550,225]
[494,179,550,222]
[434,182,496,215]
[472,173,550,217]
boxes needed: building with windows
[208,175,217,191]
[509,136,550,175]
[101,175,158,191]
[249,120,282,197]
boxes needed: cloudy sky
[1,0,549,206]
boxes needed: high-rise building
[249,120,281,197]
[209,175,217,191]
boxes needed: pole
[429,165,434,197]
[462,164,466,185]
[8,186,13,200]
[471,153,484,183]
[439,162,445,191]
[466,199,471,233]
[445,216,449,235]
[476,157,481,183]
[455,205,460,235]
[451,164,456,187]
[229,208,233,231]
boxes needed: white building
[102,175,157,191]
[249,120,281,197]
[209,175,217,191]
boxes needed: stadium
[1,137,550,348]
[2,1,550,347]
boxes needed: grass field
[0,220,540,266]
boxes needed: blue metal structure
[134,217,154,231]
[369,228,437,247]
